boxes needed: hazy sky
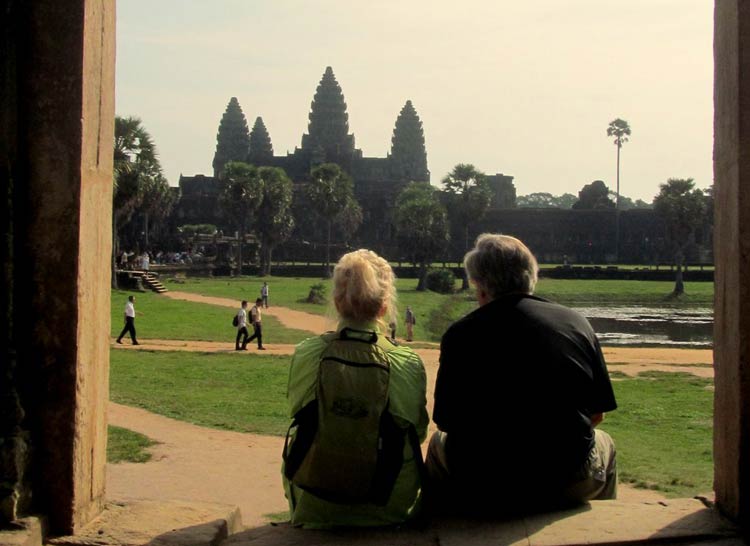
[116,1,713,202]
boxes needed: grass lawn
[161,277,459,343]
[159,276,713,342]
[110,350,291,436]
[111,349,712,497]
[111,289,311,345]
[107,425,157,463]
[604,372,713,497]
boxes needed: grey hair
[463,233,539,298]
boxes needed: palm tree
[112,116,161,287]
[607,118,631,260]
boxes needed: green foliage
[607,118,632,148]
[653,179,707,250]
[573,180,615,210]
[107,425,157,463]
[424,269,456,294]
[394,182,449,289]
[305,283,327,304]
[110,350,292,436]
[441,163,493,252]
[653,178,707,295]
[113,116,162,225]
[212,97,251,177]
[178,224,217,237]
[306,163,358,267]
[256,167,295,276]
[517,192,577,209]
[218,161,263,274]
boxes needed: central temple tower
[300,66,360,168]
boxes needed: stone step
[218,499,740,546]
[47,500,241,546]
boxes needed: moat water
[574,306,714,348]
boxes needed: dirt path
[165,291,334,333]
[113,338,713,379]
[108,402,287,528]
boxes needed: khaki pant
[406,323,414,341]
[425,428,617,511]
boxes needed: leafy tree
[608,192,653,210]
[306,163,356,270]
[256,167,294,276]
[394,182,449,290]
[653,178,707,296]
[333,197,363,247]
[212,97,251,178]
[517,192,577,209]
[218,162,263,275]
[112,116,163,287]
[441,164,492,289]
[572,180,615,210]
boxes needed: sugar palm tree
[607,118,631,260]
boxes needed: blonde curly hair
[332,249,397,331]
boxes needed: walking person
[261,281,269,308]
[116,295,139,345]
[246,298,266,350]
[405,305,416,342]
[235,300,249,351]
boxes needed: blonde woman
[283,249,429,528]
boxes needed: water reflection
[574,306,714,348]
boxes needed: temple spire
[248,116,274,165]
[212,97,250,177]
[389,100,429,182]
[301,66,356,162]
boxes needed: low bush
[425,269,455,294]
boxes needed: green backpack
[283,328,422,506]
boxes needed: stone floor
[12,497,741,546]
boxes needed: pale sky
[116,1,714,202]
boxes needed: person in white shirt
[236,300,249,350]
[116,295,139,345]
[245,298,266,350]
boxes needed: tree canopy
[572,180,615,210]
[394,182,449,290]
[256,167,294,276]
[653,178,707,295]
[517,192,577,209]
[306,163,357,269]
[218,161,263,275]
[607,118,631,148]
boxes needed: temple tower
[212,97,250,177]
[300,67,357,166]
[389,100,429,182]
[248,116,274,165]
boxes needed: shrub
[305,283,327,304]
[425,269,456,294]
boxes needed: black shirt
[433,294,617,492]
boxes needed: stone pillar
[713,0,750,525]
[2,0,115,535]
